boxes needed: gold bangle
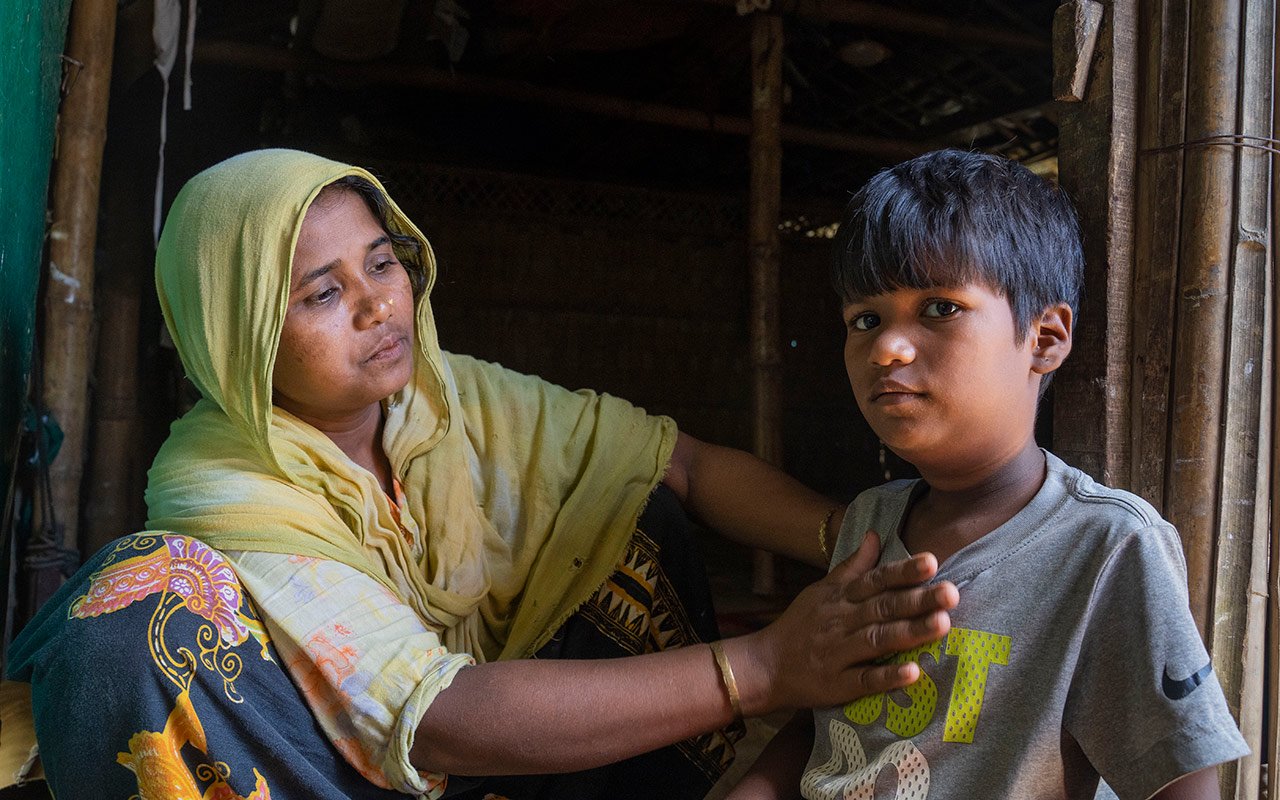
[818,505,842,560]
[709,640,743,720]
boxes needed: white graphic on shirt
[801,718,930,800]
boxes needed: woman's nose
[356,290,394,328]
[869,327,916,366]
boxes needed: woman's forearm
[412,642,732,775]
[665,432,842,567]
[410,537,956,776]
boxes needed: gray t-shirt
[801,451,1248,800]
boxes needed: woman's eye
[923,300,960,318]
[307,287,338,306]
[850,312,879,331]
[370,258,397,275]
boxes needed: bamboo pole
[38,0,117,580]
[748,12,782,596]
[1209,0,1273,794]
[1129,0,1188,506]
[1268,7,1280,794]
[193,40,923,161]
[1164,0,1240,636]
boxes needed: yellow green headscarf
[146,149,676,661]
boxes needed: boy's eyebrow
[293,236,392,292]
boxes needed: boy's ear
[1030,302,1073,375]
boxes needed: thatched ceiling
[115,0,1059,198]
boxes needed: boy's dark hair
[318,175,429,297]
[831,149,1083,343]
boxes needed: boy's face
[841,283,1070,475]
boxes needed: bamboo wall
[1057,0,1276,796]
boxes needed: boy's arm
[1148,766,1219,800]
[721,711,814,800]
[663,431,841,568]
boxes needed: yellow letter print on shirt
[844,639,941,738]
[943,628,1011,743]
[842,627,1011,744]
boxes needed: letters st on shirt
[844,626,1012,743]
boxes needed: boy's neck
[901,440,1047,565]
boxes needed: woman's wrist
[720,634,777,718]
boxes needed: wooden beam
[1052,0,1136,489]
[693,0,1049,53]
[1052,0,1104,102]
[194,39,924,161]
[38,0,117,590]
[748,13,783,596]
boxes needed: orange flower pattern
[66,534,274,798]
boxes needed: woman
[8,150,954,799]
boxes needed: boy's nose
[868,329,916,366]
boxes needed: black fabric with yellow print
[8,486,739,799]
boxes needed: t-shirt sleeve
[228,550,474,798]
[1063,524,1249,800]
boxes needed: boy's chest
[803,594,1081,799]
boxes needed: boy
[727,150,1248,800]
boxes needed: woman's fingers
[841,551,939,603]
[841,529,881,576]
[833,608,952,667]
[841,661,921,699]
[854,581,958,626]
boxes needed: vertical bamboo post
[40,0,117,571]
[748,12,783,596]
[1209,2,1273,795]
[1268,11,1280,795]
[1052,0,1136,488]
[1164,0,1240,636]
[1130,0,1188,506]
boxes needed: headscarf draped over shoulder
[147,149,676,661]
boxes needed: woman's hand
[727,533,957,716]
[414,531,954,775]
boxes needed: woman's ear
[1030,302,1073,375]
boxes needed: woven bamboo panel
[373,161,875,497]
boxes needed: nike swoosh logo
[1162,662,1213,700]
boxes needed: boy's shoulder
[1043,449,1167,533]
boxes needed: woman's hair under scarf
[147,149,676,661]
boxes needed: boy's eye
[922,300,960,318]
[850,312,880,331]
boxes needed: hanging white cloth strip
[152,0,197,244]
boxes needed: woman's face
[272,188,416,424]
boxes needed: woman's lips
[366,335,408,363]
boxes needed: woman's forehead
[290,191,387,277]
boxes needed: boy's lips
[869,380,924,403]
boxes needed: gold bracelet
[709,640,743,720]
[818,505,842,560]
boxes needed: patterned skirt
[7,485,742,799]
